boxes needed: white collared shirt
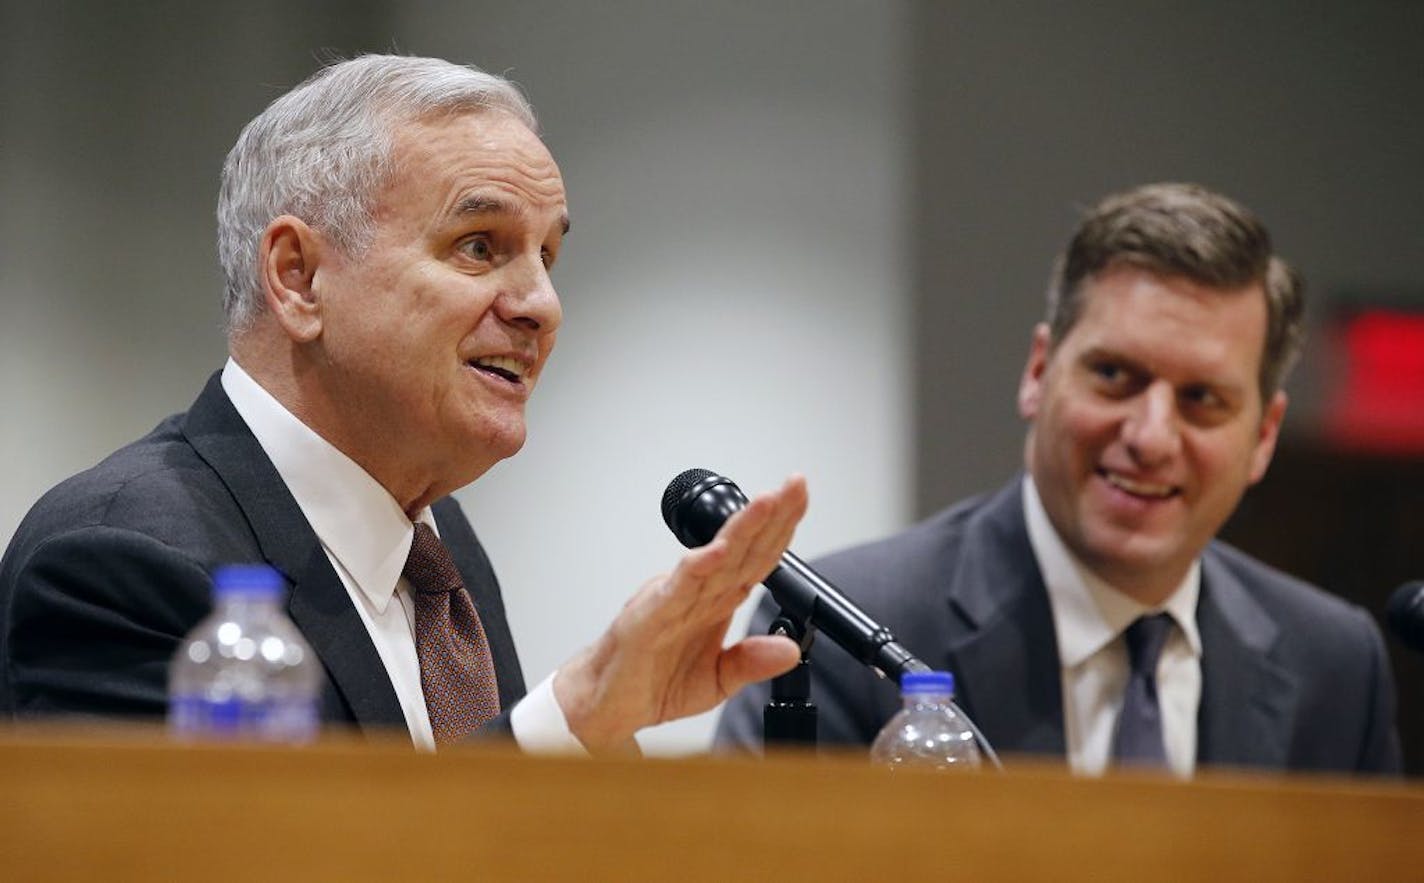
[1021,476,1202,777]
[221,358,581,753]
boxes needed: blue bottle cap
[901,670,955,695]
[211,564,284,599]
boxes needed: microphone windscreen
[661,468,717,527]
[1385,581,1424,652]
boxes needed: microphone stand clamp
[763,609,818,748]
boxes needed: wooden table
[2,727,1421,881]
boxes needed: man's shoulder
[0,404,244,718]
[4,410,238,567]
[810,483,1013,592]
[1202,539,1387,672]
[1204,539,1367,625]
[1201,538,1400,773]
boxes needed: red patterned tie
[402,523,501,745]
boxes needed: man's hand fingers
[689,474,807,598]
[716,635,800,698]
[735,475,807,581]
[653,474,809,632]
[559,476,811,746]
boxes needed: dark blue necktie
[1111,613,1174,768]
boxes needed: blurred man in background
[718,183,1401,776]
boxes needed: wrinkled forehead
[382,108,565,211]
[395,106,557,169]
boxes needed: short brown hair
[1044,182,1305,399]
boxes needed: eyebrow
[453,194,570,235]
[1078,346,1140,369]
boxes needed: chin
[1080,527,1178,573]
[473,421,528,463]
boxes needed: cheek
[1034,415,1087,489]
[1052,399,1113,456]
[1183,432,1254,497]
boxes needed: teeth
[471,355,525,380]
[1104,472,1175,498]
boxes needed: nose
[498,255,562,334]
[1122,381,1181,466]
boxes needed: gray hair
[1044,182,1306,400]
[217,54,537,333]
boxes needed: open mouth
[468,355,526,384]
[1098,469,1178,500]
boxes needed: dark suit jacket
[715,479,1402,774]
[0,373,526,737]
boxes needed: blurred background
[2,1,1421,764]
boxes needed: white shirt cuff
[509,670,588,756]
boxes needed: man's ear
[1017,323,1053,420]
[260,215,326,343]
[1247,389,1289,484]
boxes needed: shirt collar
[221,358,435,613]
[1021,475,1202,668]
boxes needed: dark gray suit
[0,373,526,735]
[715,480,1401,773]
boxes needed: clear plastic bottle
[869,670,981,770]
[168,564,320,743]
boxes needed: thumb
[717,634,800,698]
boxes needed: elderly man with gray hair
[0,55,807,753]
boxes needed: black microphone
[661,468,929,683]
[1385,581,1424,653]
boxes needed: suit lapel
[287,542,406,727]
[1195,549,1298,769]
[924,481,1299,769]
[941,483,1067,757]
[180,373,405,729]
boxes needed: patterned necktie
[402,523,501,745]
[1111,612,1174,768]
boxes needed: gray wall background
[911,3,1424,510]
[3,1,1421,754]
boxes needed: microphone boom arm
[768,553,928,682]
[662,468,925,683]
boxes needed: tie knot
[403,523,462,595]
[1123,613,1174,677]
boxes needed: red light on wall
[1324,309,1424,455]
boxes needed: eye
[1180,382,1249,428]
[1179,385,1234,425]
[1088,360,1130,391]
[1181,385,1221,407]
[1084,358,1146,399]
[457,234,494,262]
[1092,362,1122,382]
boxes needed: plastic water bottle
[870,670,981,770]
[168,564,321,743]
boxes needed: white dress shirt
[221,358,582,754]
[1021,476,1202,777]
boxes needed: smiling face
[1018,263,1287,603]
[308,110,568,510]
